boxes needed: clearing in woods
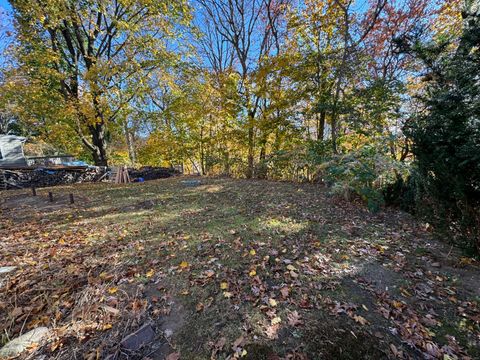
[0,177,479,359]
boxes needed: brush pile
[128,166,180,181]
[0,166,180,190]
[0,167,106,190]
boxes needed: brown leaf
[280,287,289,299]
[232,335,245,350]
[265,323,280,339]
[166,352,180,360]
[214,337,226,350]
[102,305,119,315]
[352,315,368,325]
[205,270,215,278]
[287,310,303,327]
[420,315,438,327]
[389,344,403,358]
[11,307,22,318]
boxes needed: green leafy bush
[399,4,480,254]
[317,146,408,212]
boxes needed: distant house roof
[0,135,27,167]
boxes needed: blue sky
[0,0,12,32]
[0,0,10,9]
[0,0,12,63]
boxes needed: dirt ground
[0,177,479,359]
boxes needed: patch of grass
[414,247,429,256]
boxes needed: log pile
[0,165,179,191]
[0,167,106,190]
[128,166,180,181]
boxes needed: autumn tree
[196,0,290,178]
[9,0,190,165]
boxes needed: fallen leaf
[102,305,119,315]
[392,300,403,309]
[214,337,226,350]
[271,316,281,325]
[180,261,189,269]
[459,257,474,266]
[166,352,180,360]
[232,335,245,350]
[390,344,403,358]
[205,270,215,277]
[107,287,118,294]
[146,269,155,278]
[353,315,369,325]
[269,298,277,307]
[220,282,229,290]
[280,287,289,298]
[265,323,280,339]
[249,269,257,277]
[287,310,302,326]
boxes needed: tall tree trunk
[200,122,206,175]
[331,107,338,154]
[258,133,268,179]
[224,150,230,176]
[317,110,326,141]
[88,123,108,166]
[246,110,255,179]
[124,122,136,165]
[85,91,108,166]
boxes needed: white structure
[0,135,27,167]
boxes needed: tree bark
[89,123,108,166]
[124,121,136,165]
[246,111,255,178]
[317,110,326,141]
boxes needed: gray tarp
[0,135,27,167]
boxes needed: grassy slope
[0,177,479,359]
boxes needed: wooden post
[48,192,53,202]
[32,187,37,196]
[69,193,74,204]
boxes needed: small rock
[181,180,201,187]
[0,327,50,358]
[0,266,16,275]
[0,267,17,289]
[164,328,173,338]
[120,324,155,351]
